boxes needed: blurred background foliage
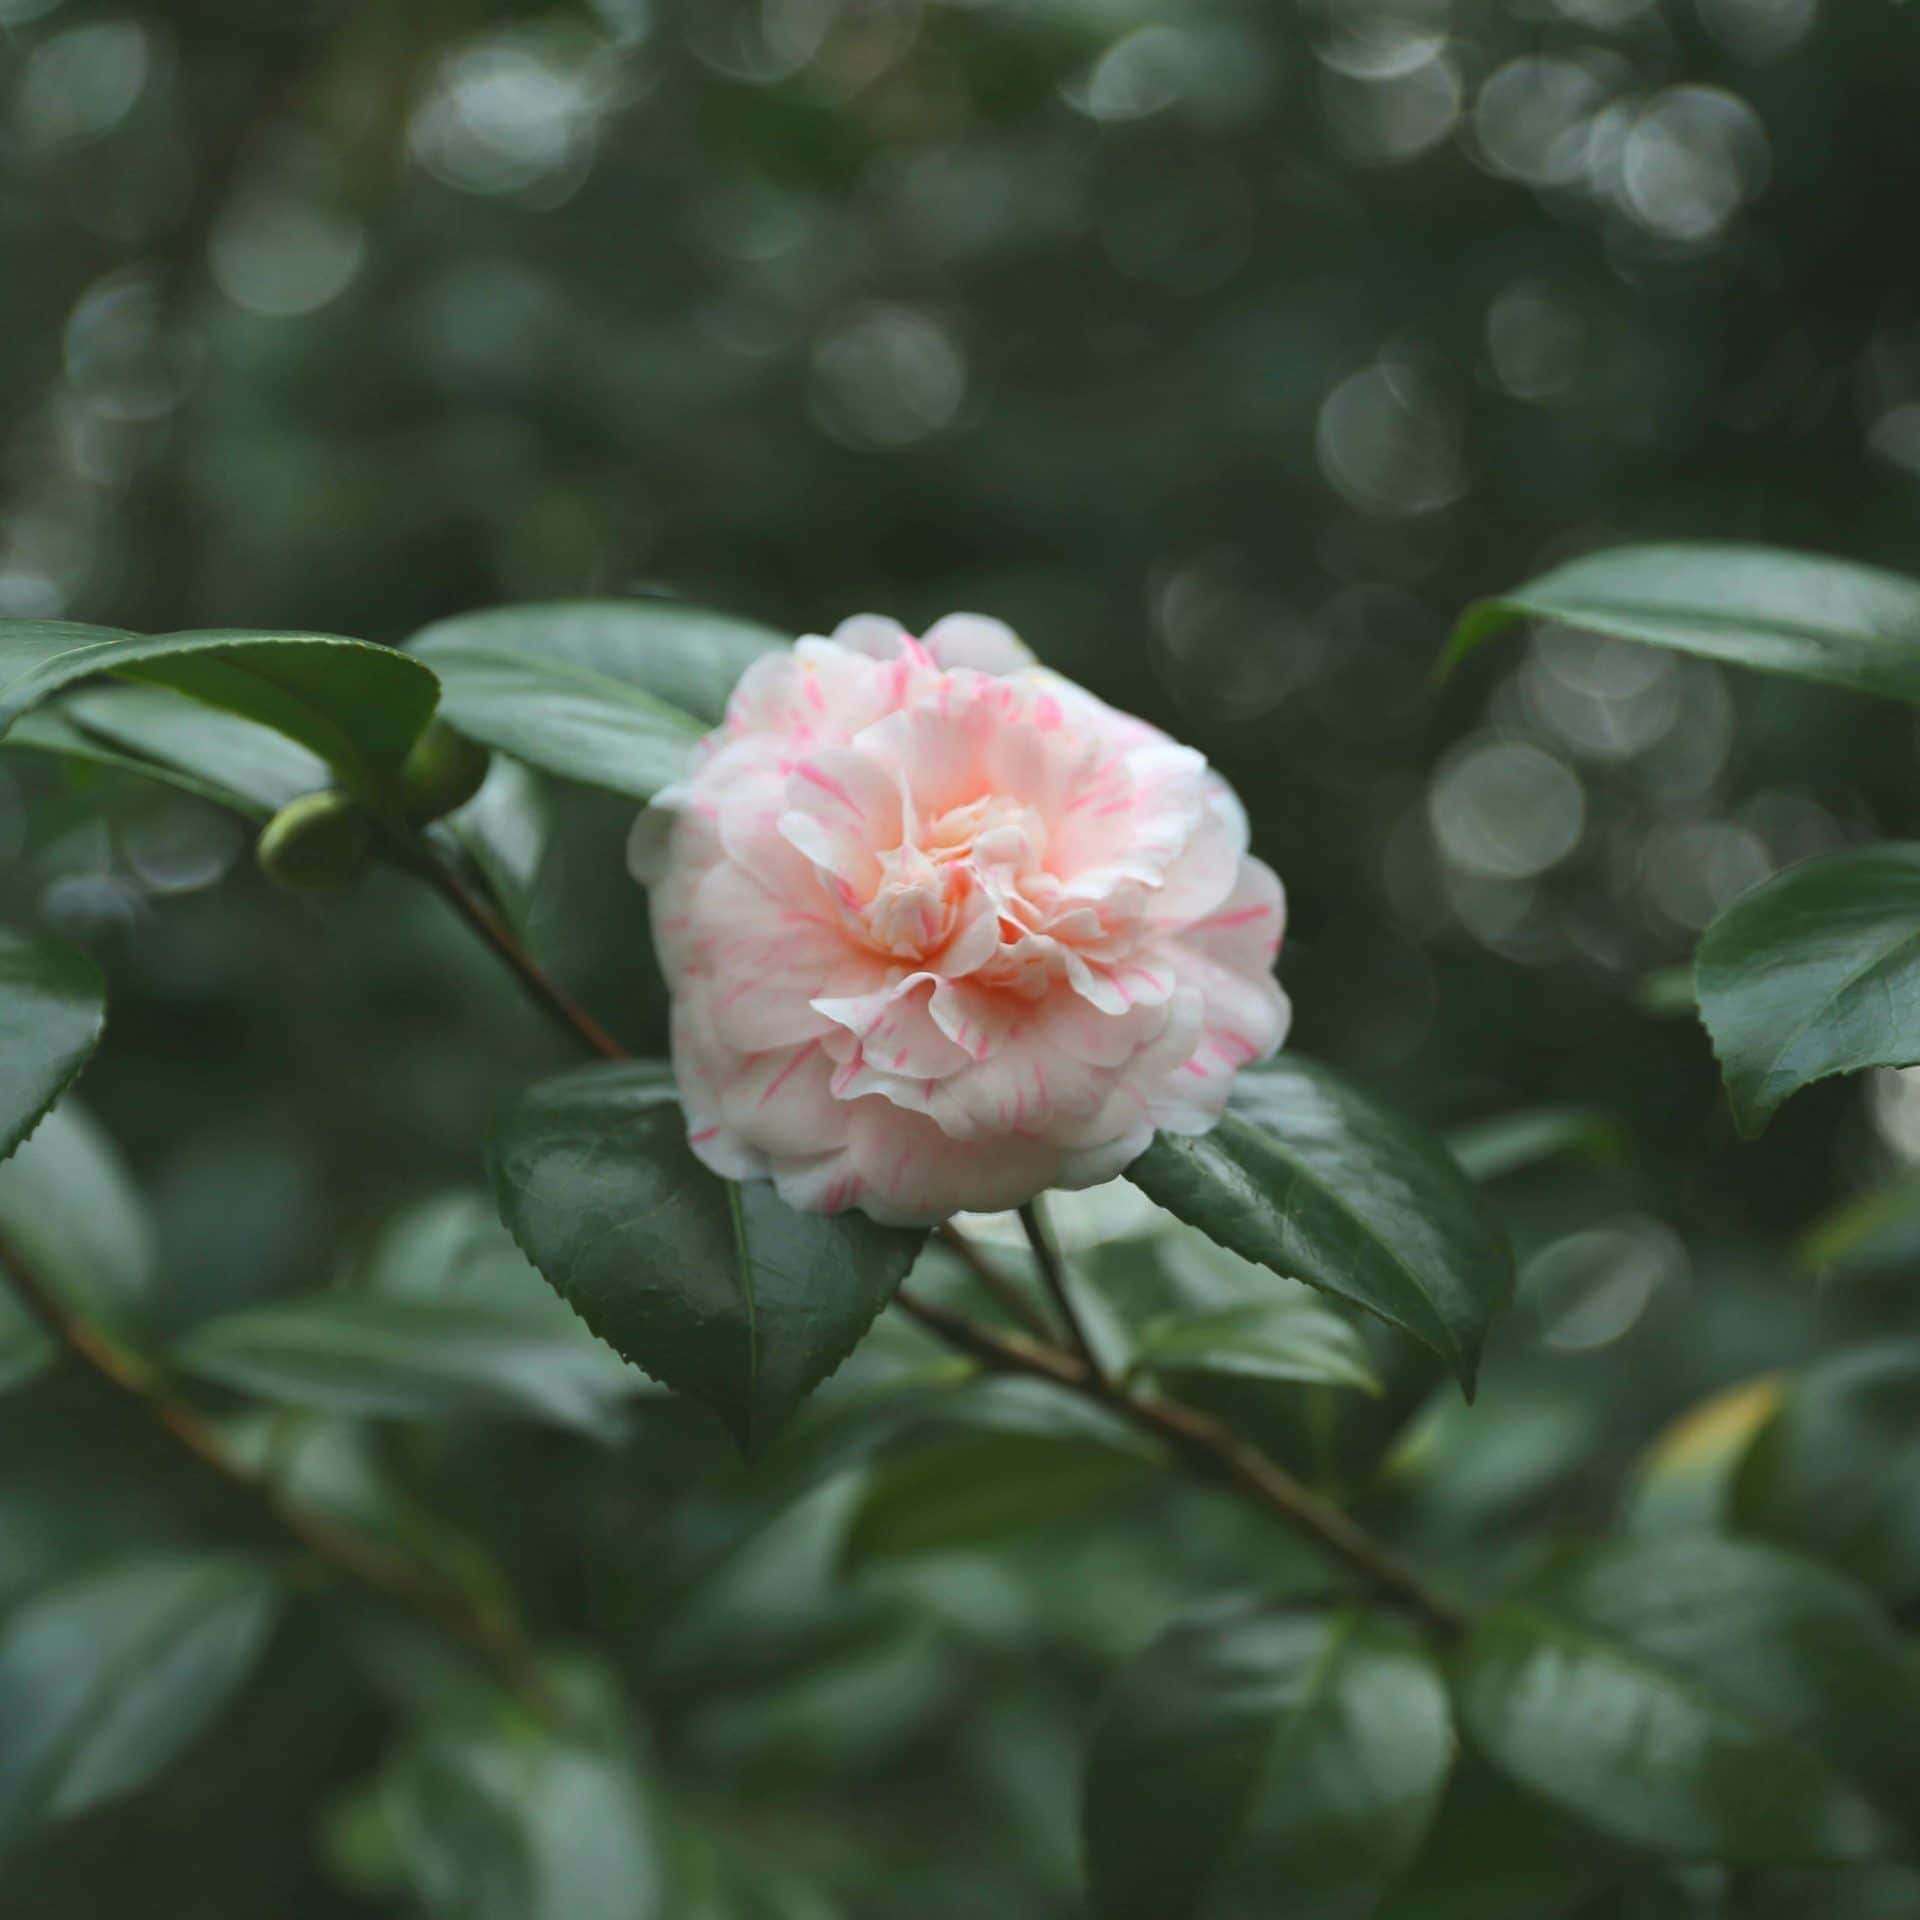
[4,0,1920,1912]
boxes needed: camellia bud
[400,719,490,823]
[256,791,373,891]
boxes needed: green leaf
[1444,543,1920,701]
[173,1295,642,1441]
[1797,1174,1920,1277]
[360,1188,581,1325]
[0,619,438,804]
[1623,1374,1785,1537]
[1732,1342,1920,1604]
[408,600,786,800]
[1129,1300,1383,1396]
[1373,1756,1605,1920]
[1444,1107,1629,1184]
[0,1098,150,1382]
[0,929,104,1168]
[0,1291,51,1396]
[1084,1601,1452,1920]
[0,1103,155,1332]
[67,685,328,814]
[1,706,272,815]
[1128,1057,1513,1396]
[841,1378,1157,1566]
[0,1551,281,1854]
[1454,1536,1920,1864]
[1694,845,1920,1135]
[488,1062,925,1453]
[1388,1383,1601,1539]
[5,683,330,817]
[221,1412,519,1635]
[379,1659,670,1920]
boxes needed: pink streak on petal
[757,1040,822,1109]
[798,761,866,817]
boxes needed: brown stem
[401,838,627,1063]
[0,1234,563,1720]
[893,1285,1467,1640]
[934,1225,1058,1345]
[1018,1199,1105,1384]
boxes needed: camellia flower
[630,614,1290,1226]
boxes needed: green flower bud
[400,720,490,823]
[257,791,373,891]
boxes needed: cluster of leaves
[5,563,1920,1916]
[6,0,1920,1907]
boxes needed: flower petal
[695,864,888,1050]
[813,974,971,1084]
[921,613,1034,675]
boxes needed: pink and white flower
[630,614,1290,1226]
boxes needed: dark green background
[4,1,1919,1912]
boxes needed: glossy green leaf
[173,1295,641,1440]
[0,929,104,1169]
[408,600,785,800]
[1085,1601,1452,1920]
[0,619,438,803]
[1444,544,1920,701]
[1694,845,1920,1134]
[1,707,265,814]
[1445,1107,1629,1184]
[1454,1536,1920,1863]
[379,1660,669,1920]
[1732,1342,1920,1604]
[0,1103,155,1332]
[1079,1227,1418,1484]
[411,599,784,728]
[0,1552,281,1854]
[405,648,698,799]
[1128,1299,1382,1396]
[489,1061,925,1453]
[841,1378,1157,1566]
[67,685,328,814]
[1128,1057,1513,1395]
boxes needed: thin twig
[893,1286,1467,1639]
[894,1284,1090,1391]
[399,837,626,1062]
[935,1225,1058,1344]
[0,1234,563,1719]
[1018,1200,1106,1385]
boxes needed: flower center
[862,797,1049,962]
[867,843,955,957]
[925,795,1046,872]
